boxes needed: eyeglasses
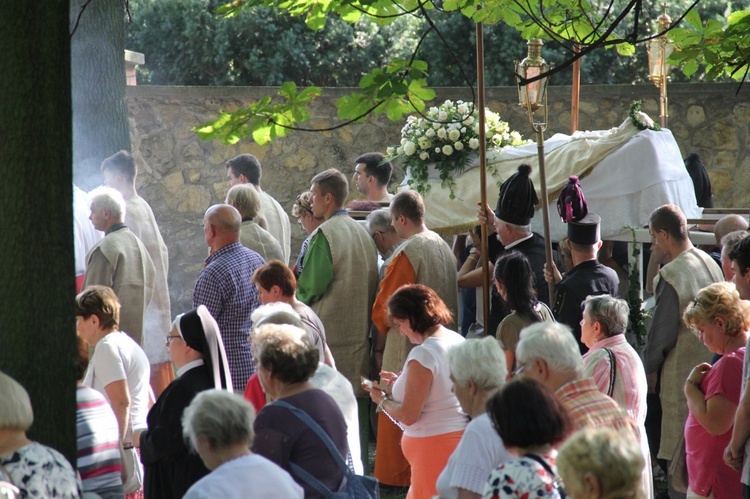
[165,335,181,345]
[511,362,528,378]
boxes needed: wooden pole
[534,124,556,302]
[571,44,581,133]
[476,20,490,331]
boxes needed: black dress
[140,364,214,499]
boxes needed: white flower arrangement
[386,99,529,197]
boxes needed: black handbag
[272,400,380,499]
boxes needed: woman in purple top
[682,282,749,499]
[251,323,348,498]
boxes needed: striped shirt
[76,386,123,494]
[556,377,639,437]
[194,241,265,389]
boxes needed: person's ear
[238,173,249,183]
[582,473,602,498]
[715,316,727,332]
[270,285,283,299]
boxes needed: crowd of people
[3,149,750,499]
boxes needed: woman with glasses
[76,285,151,499]
[291,190,323,278]
[134,306,233,499]
[580,294,652,498]
[682,282,749,499]
[483,377,571,499]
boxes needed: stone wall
[125,83,749,315]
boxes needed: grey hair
[582,295,629,338]
[182,390,255,450]
[446,337,507,391]
[0,371,34,431]
[250,302,303,331]
[501,220,531,234]
[722,230,748,255]
[366,208,397,237]
[517,322,583,376]
[225,184,261,219]
[89,186,126,220]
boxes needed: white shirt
[435,413,512,498]
[184,454,303,499]
[392,328,467,437]
[83,331,151,434]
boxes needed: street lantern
[515,38,555,302]
[647,4,674,128]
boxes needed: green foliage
[670,7,750,82]
[195,82,321,145]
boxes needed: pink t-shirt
[685,347,744,498]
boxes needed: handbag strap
[603,348,617,397]
[523,454,566,497]
[271,400,349,472]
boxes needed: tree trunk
[70,0,130,190]
[0,1,77,464]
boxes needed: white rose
[418,137,431,149]
[454,141,464,151]
[461,127,466,133]
[437,128,447,139]
[457,103,468,115]
[420,152,429,161]
[433,123,441,130]
[442,145,454,156]
[403,141,417,156]
[386,147,395,155]
[448,129,461,141]
[439,111,448,121]
[397,146,404,155]
[435,147,441,153]
[425,128,436,138]
[469,138,480,149]
[462,116,474,126]
[401,138,407,146]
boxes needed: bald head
[204,204,241,250]
[715,215,749,245]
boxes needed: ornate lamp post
[647,4,674,128]
[515,39,555,302]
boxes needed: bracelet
[377,397,405,431]
[686,379,701,389]
[378,396,389,412]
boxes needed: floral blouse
[482,452,561,499]
[0,442,82,498]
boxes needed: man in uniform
[369,190,458,488]
[296,168,379,469]
[644,204,723,496]
[545,213,619,354]
[226,154,291,263]
[84,186,155,346]
[101,150,174,397]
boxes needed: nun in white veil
[136,305,233,499]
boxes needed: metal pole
[476,20,490,331]
[534,124,555,302]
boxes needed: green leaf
[682,59,699,77]
[615,42,634,57]
[683,9,703,31]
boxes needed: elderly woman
[494,251,554,372]
[365,284,466,499]
[580,295,652,498]
[226,183,284,262]
[76,285,151,498]
[0,370,81,498]
[557,428,645,499]
[682,282,749,499]
[135,306,233,499]
[291,190,323,278]
[251,324,349,497]
[436,337,512,499]
[182,390,303,498]
[483,377,571,499]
